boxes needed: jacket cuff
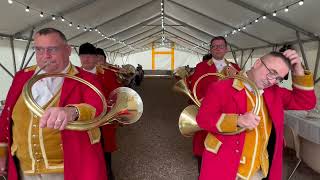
[67,103,96,121]
[0,143,8,157]
[292,70,314,90]
[216,113,239,133]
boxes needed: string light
[160,0,165,45]
[6,0,211,52]
[299,0,304,6]
[224,0,305,37]
[272,11,277,16]
[284,7,289,12]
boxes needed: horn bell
[103,87,143,125]
[178,105,201,137]
[173,78,201,107]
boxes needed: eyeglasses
[33,46,62,55]
[260,59,284,83]
[211,44,226,49]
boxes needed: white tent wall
[113,47,202,69]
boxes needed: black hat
[96,48,106,58]
[79,42,96,55]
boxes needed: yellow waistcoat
[237,90,272,180]
[11,93,64,174]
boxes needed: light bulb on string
[299,0,304,6]
[52,15,56,20]
[272,11,277,16]
[25,6,30,12]
[8,0,13,4]
[284,7,289,12]
[40,12,44,17]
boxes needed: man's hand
[283,49,304,76]
[237,112,261,130]
[40,107,78,130]
[0,156,7,176]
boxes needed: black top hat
[79,42,96,55]
[96,48,106,58]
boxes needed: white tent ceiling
[0,0,319,55]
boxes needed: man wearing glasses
[187,36,240,173]
[0,28,107,180]
[196,50,316,180]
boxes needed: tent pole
[241,49,255,69]
[313,41,320,82]
[296,31,309,70]
[19,28,34,70]
[10,37,17,74]
[0,63,14,78]
[23,52,35,69]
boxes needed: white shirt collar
[82,67,96,74]
[32,63,71,106]
[212,58,227,72]
[243,72,264,95]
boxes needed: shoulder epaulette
[96,65,105,74]
[24,65,37,72]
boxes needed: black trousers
[105,152,114,180]
[196,156,202,174]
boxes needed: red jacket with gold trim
[187,60,240,156]
[0,66,107,180]
[96,66,121,152]
[196,73,316,180]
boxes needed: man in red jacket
[196,50,316,180]
[78,44,119,180]
[187,36,240,172]
[0,28,107,180]
[95,48,120,180]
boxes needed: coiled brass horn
[173,66,190,79]
[22,73,143,131]
[177,73,261,136]
[173,78,201,107]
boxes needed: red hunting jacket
[196,73,316,180]
[187,59,240,156]
[0,65,107,180]
[96,66,122,152]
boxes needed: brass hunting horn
[22,73,143,131]
[175,72,261,136]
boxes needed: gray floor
[112,78,320,180]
